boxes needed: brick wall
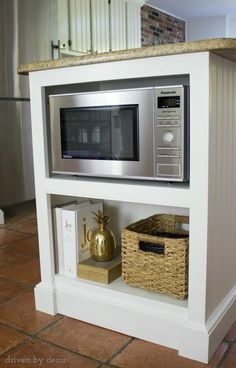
[141,5,185,46]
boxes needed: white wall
[186,16,228,41]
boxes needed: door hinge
[68,39,72,47]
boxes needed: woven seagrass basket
[121,214,189,299]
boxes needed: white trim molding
[0,209,4,225]
[34,282,58,315]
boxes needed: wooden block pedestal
[77,251,121,284]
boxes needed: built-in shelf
[45,176,190,208]
[56,274,188,310]
[30,49,236,363]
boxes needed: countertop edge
[18,38,236,75]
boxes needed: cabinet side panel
[207,54,236,318]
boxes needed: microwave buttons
[157,123,180,128]
[157,147,180,150]
[163,131,174,144]
[157,154,181,158]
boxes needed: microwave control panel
[154,86,188,181]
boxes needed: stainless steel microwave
[49,86,189,181]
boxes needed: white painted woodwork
[69,0,91,53]
[126,0,143,49]
[58,0,145,54]
[110,0,126,51]
[91,0,110,53]
[206,54,236,318]
[54,274,187,348]
[57,0,69,50]
[0,209,4,224]
[29,51,236,363]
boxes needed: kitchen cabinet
[57,0,70,52]
[90,0,110,53]
[21,40,236,364]
[126,0,144,48]
[69,0,91,53]
[57,0,145,55]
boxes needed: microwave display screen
[60,105,139,161]
[158,96,180,109]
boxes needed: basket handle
[175,215,189,232]
[139,241,164,254]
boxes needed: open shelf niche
[51,193,189,308]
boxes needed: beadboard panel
[57,0,69,49]
[91,0,110,53]
[126,0,142,49]
[69,0,91,53]
[110,0,126,51]
[206,54,236,319]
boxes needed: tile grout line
[0,319,104,366]
[0,234,33,248]
[0,300,132,368]
[0,287,35,306]
[0,254,39,271]
[0,231,37,239]
[0,245,39,259]
[216,341,235,368]
[97,362,119,368]
[0,274,38,289]
[0,275,35,284]
[0,236,36,248]
[0,321,36,339]
[0,226,36,235]
[0,289,34,305]
[104,336,135,365]
[34,315,66,335]
[34,334,105,366]
[0,337,32,358]
[0,254,33,269]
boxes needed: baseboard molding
[207,284,236,360]
[179,284,236,363]
[54,275,187,351]
[34,278,236,364]
[34,282,57,315]
[0,209,4,225]
[179,321,209,363]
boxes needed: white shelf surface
[56,274,188,311]
[45,176,190,208]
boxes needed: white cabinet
[57,0,70,52]
[27,49,236,364]
[126,0,144,49]
[69,0,91,53]
[110,0,127,51]
[57,0,145,55]
[90,0,110,53]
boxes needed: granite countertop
[18,38,236,75]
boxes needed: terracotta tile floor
[0,206,235,367]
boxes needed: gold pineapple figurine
[89,210,116,262]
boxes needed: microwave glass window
[158,96,180,108]
[60,105,139,161]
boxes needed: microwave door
[50,88,154,180]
